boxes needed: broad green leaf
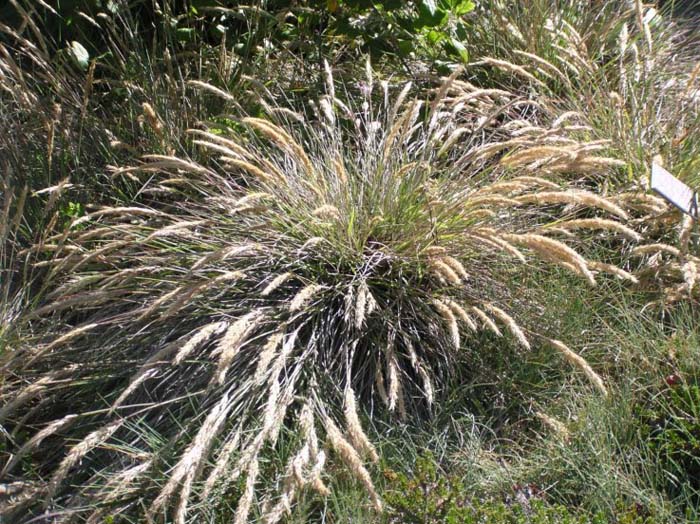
[68,41,89,69]
[452,0,474,15]
[416,3,448,28]
[427,30,443,44]
[449,37,469,63]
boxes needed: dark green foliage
[383,452,654,524]
[185,0,476,74]
[638,377,700,504]
[317,0,475,67]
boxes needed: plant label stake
[651,163,698,219]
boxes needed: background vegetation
[1,1,699,523]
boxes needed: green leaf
[68,41,89,69]
[106,0,119,13]
[426,30,443,44]
[455,20,468,40]
[422,0,438,15]
[452,0,474,16]
[416,3,448,28]
[397,38,414,57]
[63,201,85,219]
[176,28,195,42]
[449,37,469,63]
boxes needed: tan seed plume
[34,322,100,361]
[353,280,376,329]
[0,372,68,423]
[214,310,266,385]
[554,218,641,242]
[468,232,526,262]
[324,417,382,511]
[220,156,275,183]
[632,243,681,257]
[483,304,530,349]
[312,204,341,220]
[141,155,214,176]
[186,129,249,158]
[588,262,639,284]
[111,368,159,410]
[535,411,571,442]
[470,306,502,336]
[2,414,78,476]
[444,299,477,331]
[150,394,233,516]
[375,366,390,407]
[46,419,124,502]
[433,300,460,349]
[91,459,153,509]
[261,272,294,297]
[71,206,165,227]
[405,338,434,406]
[298,236,326,253]
[681,260,697,294]
[190,243,258,271]
[254,332,284,385]
[289,284,324,312]
[233,460,260,524]
[431,259,462,286]
[385,338,401,411]
[549,339,608,397]
[187,79,235,101]
[516,191,628,220]
[141,102,163,135]
[174,321,229,365]
[679,215,695,253]
[502,233,596,285]
[308,450,330,496]
[242,117,314,175]
[344,387,379,463]
[423,246,447,256]
[441,256,469,281]
[472,57,547,88]
[201,428,243,499]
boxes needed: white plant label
[651,163,698,218]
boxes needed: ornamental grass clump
[0,67,639,523]
[455,1,700,307]
[466,0,700,189]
